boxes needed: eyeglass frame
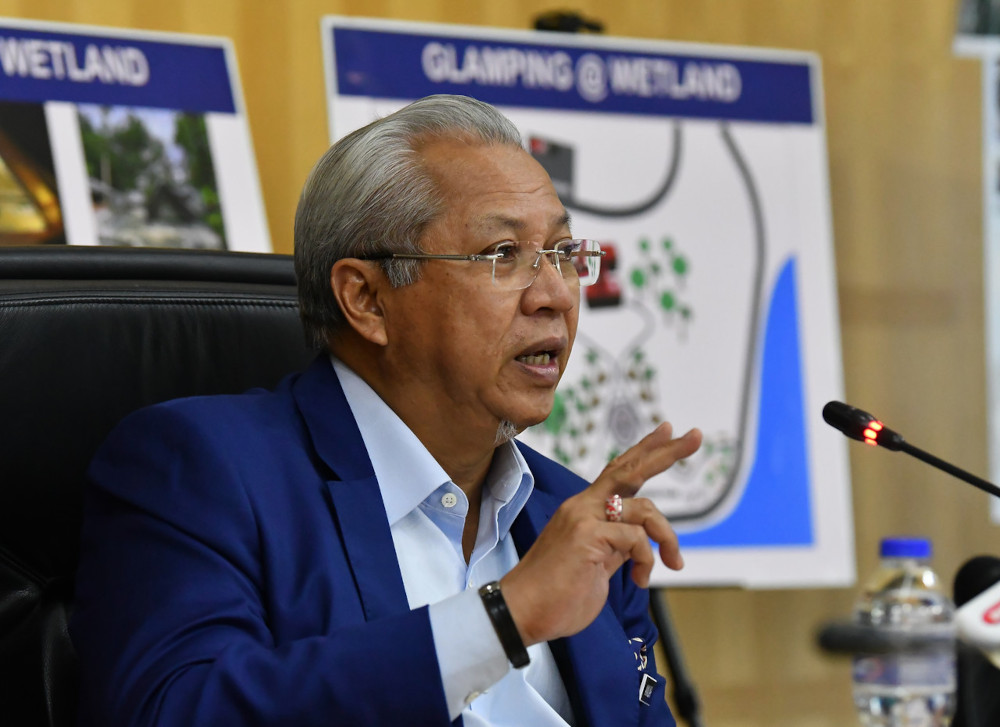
[360,238,606,291]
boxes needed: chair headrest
[0,246,315,578]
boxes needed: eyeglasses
[364,239,605,291]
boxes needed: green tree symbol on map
[543,347,603,466]
[538,330,735,501]
[542,346,663,468]
[539,235,740,498]
[700,435,738,487]
[629,236,693,335]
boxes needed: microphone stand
[898,441,1000,499]
[650,588,705,727]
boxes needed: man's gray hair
[294,94,525,350]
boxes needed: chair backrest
[0,246,315,727]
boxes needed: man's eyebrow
[474,211,573,234]
[559,210,573,231]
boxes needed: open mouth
[516,352,553,366]
[514,338,565,367]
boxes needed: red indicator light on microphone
[862,419,883,446]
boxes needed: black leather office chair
[0,246,314,727]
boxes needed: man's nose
[528,250,565,285]
[523,251,576,309]
[530,249,566,277]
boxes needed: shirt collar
[333,356,446,525]
[331,356,534,533]
[487,438,534,538]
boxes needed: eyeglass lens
[493,240,600,291]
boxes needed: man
[71,94,702,726]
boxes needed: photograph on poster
[957,0,1000,36]
[0,100,64,245]
[77,104,226,249]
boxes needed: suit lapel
[511,449,641,727]
[291,359,640,724]
[555,596,642,727]
[292,355,410,622]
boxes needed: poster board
[955,28,1000,523]
[0,17,269,251]
[322,17,854,588]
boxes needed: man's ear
[330,259,389,346]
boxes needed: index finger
[590,423,702,499]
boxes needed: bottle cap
[880,536,932,559]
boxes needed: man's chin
[492,392,556,439]
[513,409,552,431]
[495,420,520,445]
[494,409,551,445]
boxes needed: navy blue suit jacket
[71,356,674,726]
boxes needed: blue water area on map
[678,256,814,547]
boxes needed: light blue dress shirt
[332,358,574,725]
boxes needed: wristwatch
[478,581,530,669]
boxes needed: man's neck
[333,344,499,498]
[334,345,499,564]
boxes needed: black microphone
[816,557,1000,656]
[822,401,1000,499]
[955,555,1000,608]
[822,401,904,450]
[816,620,954,655]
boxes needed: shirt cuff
[429,587,510,720]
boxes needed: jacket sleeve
[71,402,453,727]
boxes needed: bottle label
[852,651,956,689]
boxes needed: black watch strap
[478,581,530,669]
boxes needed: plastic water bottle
[852,536,956,726]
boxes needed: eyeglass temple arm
[381,253,500,262]
[535,249,606,259]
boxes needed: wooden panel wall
[0,0,988,724]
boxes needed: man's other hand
[500,423,702,646]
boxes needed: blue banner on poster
[331,26,814,124]
[0,24,235,113]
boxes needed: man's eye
[488,242,519,262]
[555,240,581,259]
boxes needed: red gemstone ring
[605,494,624,522]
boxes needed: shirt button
[441,492,458,508]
